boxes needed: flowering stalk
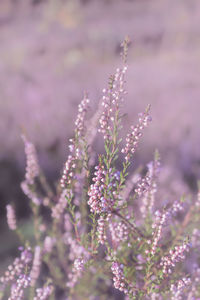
[60,93,90,189]
[170,277,191,300]
[139,151,160,218]
[111,262,128,295]
[30,246,41,287]
[149,201,184,256]
[51,189,69,220]
[33,284,53,300]
[9,274,31,300]
[160,240,190,275]
[6,205,17,231]
[66,258,86,289]
[21,135,39,185]
[109,220,129,248]
[121,107,152,163]
[0,247,32,286]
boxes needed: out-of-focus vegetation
[0,0,200,284]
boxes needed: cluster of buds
[149,209,171,256]
[99,66,127,141]
[6,205,17,231]
[75,93,90,137]
[97,215,111,245]
[67,258,85,288]
[51,189,69,219]
[135,174,151,197]
[150,202,184,256]
[60,95,89,189]
[170,201,184,215]
[8,274,30,300]
[109,221,129,245]
[30,246,41,287]
[160,241,190,275]
[34,284,53,300]
[170,277,191,300]
[21,135,39,185]
[0,247,32,285]
[88,165,108,213]
[60,150,77,189]
[88,165,120,214]
[21,135,42,205]
[111,262,128,295]
[121,109,152,162]
[140,155,160,217]
[21,181,41,205]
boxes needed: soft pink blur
[0,0,200,180]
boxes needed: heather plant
[1,38,200,300]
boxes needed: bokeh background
[0,0,200,267]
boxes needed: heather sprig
[21,134,39,186]
[170,277,191,300]
[6,205,17,231]
[121,106,152,163]
[160,239,190,276]
[33,283,53,300]
[8,274,31,300]
[60,93,90,189]
[0,247,32,288]
[139,150,160,218]
[1,39,200,300]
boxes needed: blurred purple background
[0,0,200,220]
